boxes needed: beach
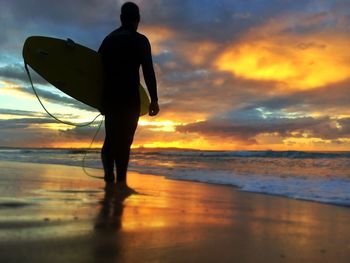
[0,160,349,262]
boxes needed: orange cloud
[179,41,217,66]
[215,22,350,90]
[140,25,218,67]
[139,25,175,55]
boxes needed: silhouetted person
[98,2,159,183]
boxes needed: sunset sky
[0,0,350,150]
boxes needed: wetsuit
[98,25,157,182]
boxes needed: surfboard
[22,36,150,116]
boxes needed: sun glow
[138,119,183,132]
[51,141,101,148]
[134,137,214,150]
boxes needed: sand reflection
[93,183,135,261]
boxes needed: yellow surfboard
[22,36,150,116]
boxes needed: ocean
[1,148,349,207]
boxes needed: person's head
[120,2,140,30]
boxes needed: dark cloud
[0,117,104,147]
[243,79,350,114]
[19,85,96,112]
[7,0,116,26]
[156,71,287,120]
[0,108,45,117]
[177,115,350,143]
[0,108,84,121]
[0,63,48,85]
[140,0,315,42]
[59,122,105,142]
[0,127,58,147]
[0,117,56,129]
[1,0,337,55]
[0,0,118,53]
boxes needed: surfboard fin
[66,38,75,48]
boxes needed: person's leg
[101,115,116,183]
[115,112,139,182]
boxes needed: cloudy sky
[0,0,350,150]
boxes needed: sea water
[1,148,349,207]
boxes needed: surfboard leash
[24,62,104,180]
[24,62,101,127]
[82,117,104,180]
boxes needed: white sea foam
[128,167,350,207]
[1,148,350,207]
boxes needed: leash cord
[24,62,104,179]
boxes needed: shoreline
[1,159,349,209]
[0,160,350,262]
[1,145,350,152]
[167,175,350,209]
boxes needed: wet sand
[0,160,349,263]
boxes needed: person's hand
[98,106,105,116]
[149,101,159,116]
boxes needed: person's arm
[141,37,159,116]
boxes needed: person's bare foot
[115,181,137,197]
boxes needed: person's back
[99,27,152,108]
[99,2,159,184]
